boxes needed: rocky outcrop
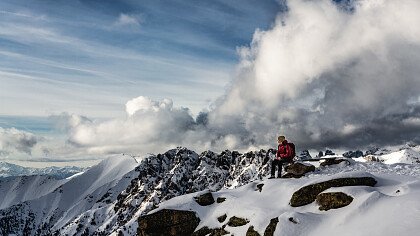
[320,159,350,167]
[227,216,249,227]
[192,226,229,236]
[137,209,200,236]
[194,192,215,206]
[316,192,353,211]
[283,163,316,178]
[290,177,377,207]
[263,217,279,236]
[343,150,363,158]
[246,226,261,236]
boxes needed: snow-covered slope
[153,162,420,236]
[0,175,67,210]
[0,154,138,235]
[0,161,86,179]
[377,148,420,164]
[0,147,419,235]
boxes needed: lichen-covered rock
[137,209,200,236]
[192,226,230,236]
[285,163,315,176]
[246,226,261,236]
[227,216,249,227]
[290,177,377,207]
[194,192,215,206]
[316,192,353,211]
[320,159,350,167]
[263,217,279,236]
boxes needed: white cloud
[114,13,141,27]
[45,0,420,157]
[0,127,41,157]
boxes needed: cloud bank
[0,128,40,157]
[61,0,420,156]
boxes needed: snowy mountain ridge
[0,147,419,235]
[0,161,87,179]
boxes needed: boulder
[285,163,315,176]
[194,192,215,206]
[297,150,312,161]
[192,226,230,236]
[263,217,279,236]
[325,150,335,156]
[138,209,200,236]
[290,177,377,207]
[320,159,350,167]
[316,192,353,211]
[343,150,363,158]
[217,214,227,223]
[227,216,249,227]
[246,226,261,236]
[217,197,226,203]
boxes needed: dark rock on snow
[263,217,279,236]
[284,163,315,177]
[343,150,364,158]
[137,209,200,236]
[217,214,227,223]
[320,159,350,167]
[217,197,226,203]
[194,192,215,206]
[316,192,354,211]
[227,216,250,227]
[192,226,230,236]
[290,177,377,207]
[246,226,261,236]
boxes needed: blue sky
[3,0,420,167]
[0,0,281,122]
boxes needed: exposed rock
[317,151,324,158]
[297,150,312,161]
[290,177,377,207]
[217,214,227,223]
[217,197,226,203]
[285,163,315,176]
[281,172,304,178]
[194,192,215,206]
[192,226,230,236]
[263,217,279,236]
[316,192,353,211]
[227,216,249,227]
[325,150,335,156]
[256,184,264,192]
[246,226,261,236]
[137,209,200,236]
[320,159,350,167]
[343,150,363,158]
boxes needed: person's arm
[276,145,281,159]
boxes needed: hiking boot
[268,176,275,179]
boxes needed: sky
[1,0,420,167]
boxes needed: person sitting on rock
[269,135,293,179]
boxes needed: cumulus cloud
[210,0,420,149]
[0,127,40,157]
[60,0,420,156]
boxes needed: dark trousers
[271,159,291,177]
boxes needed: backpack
[287,142,296,159]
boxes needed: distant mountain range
[0,147,419,235]
[0,161,87,179]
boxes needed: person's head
[277,135,285,143]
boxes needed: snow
[0,147,419,235]
[154,154,420,236]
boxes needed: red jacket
[277,140,292,160]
